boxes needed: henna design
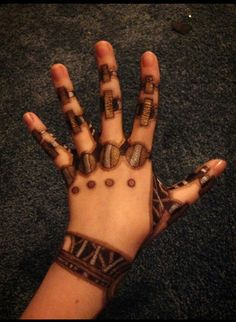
[169,165,209,189]
[61,165,76,187]
[56,232,132,302]
[126,143,150,168]
[87,180,96,189]
[100,143,120,169]
[99,64,118,83]
[119,140,130,155]
[87,121,96,137]
[135,75,159,126]
[32,129,60,160]
[78,152,97,175]
[168,165,216,197]
[141,75,159,95]
[66,110,85,134]
[71,186,80,194]
[100,90,122,119]
[127,178,136,187]
[150,174,189,237]
[136,99,158,126]
[105,178,115,187]
[199,175,216,196]
[57,86,76,105]
[150,165,216,234]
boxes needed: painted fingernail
[23,112,34,126]
[142,52,155,67]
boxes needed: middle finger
[95,41,125,147]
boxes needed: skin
[20,40,227,319]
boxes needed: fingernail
[23,112,34,126]
[142,52,155,67]
[214,159,227,170]
[51,64,68,82]
[96,42,111,58]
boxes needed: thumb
[152,159,227,237]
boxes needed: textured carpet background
[0,3,235,319]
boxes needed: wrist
[56,230,134,302]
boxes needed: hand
[23,40,227,302]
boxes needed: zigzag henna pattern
[56,232,132,302]
[151,174,189,237]
[151,165,217,233]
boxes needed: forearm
[20,262,106,320]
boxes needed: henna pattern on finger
[56,232,132,302]
[141,75,159,95]
[126,143,150,168]
[199,175,216,196]
[100,90,122,119]
[135,75,159,126]
[32,129,60,160]
[57,86,76,105]
[61,165,76,187]
[136,99,158,126]
[99,64,118,83]
[168,165,216,197]
[78,152,97,175]
[152,165,217,230]
[100,143,120,169]
[65,110,85,134]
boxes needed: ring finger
[128,51,160,151]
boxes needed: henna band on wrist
[56,232,132,302]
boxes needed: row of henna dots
[71,178,136,194]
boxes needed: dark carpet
[0,3,235,319]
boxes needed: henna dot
[71,186,80,194]
[127,178,136,187]
[105,178,115,187]
[87,180,96,189]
